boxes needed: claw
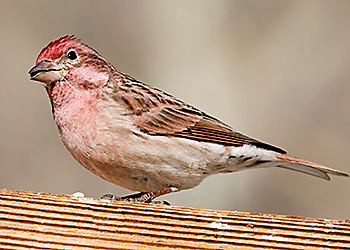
[100,187,178,203]
[100,193,119,200]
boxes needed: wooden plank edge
[0,189,349,250]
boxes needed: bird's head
[28,35,110,91]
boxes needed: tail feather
[275,154,349,181]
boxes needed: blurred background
[0,0,349,219]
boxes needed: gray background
[1,0,349,219]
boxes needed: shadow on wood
[0,189,349,249]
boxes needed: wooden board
[0,189,349,249]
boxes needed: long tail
[275,153,349,181]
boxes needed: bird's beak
[28,60,63,85]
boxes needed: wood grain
[0,189,349,249]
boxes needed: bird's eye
[67,50,78,60]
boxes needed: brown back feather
[112,74,286,154]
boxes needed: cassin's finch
[28,36,348,202]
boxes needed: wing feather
[113,76,286,154]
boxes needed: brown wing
[113,75,286,154]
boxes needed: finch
[28,35,348,202]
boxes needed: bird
[28,35,348,202]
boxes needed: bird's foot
[100,186,177,205]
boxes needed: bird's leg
[120,186,178,203]
[101,186,178,204]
